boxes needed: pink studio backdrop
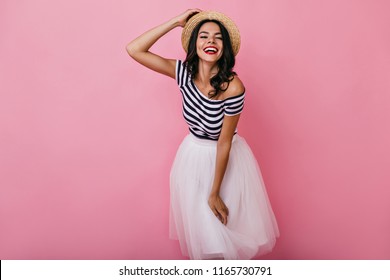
[1,0,389,259]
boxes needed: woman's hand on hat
[208,193,229,225]
[174,8,202,28]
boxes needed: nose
[208,37,216,44]
[209,36,215,43]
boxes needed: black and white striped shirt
[176,60,245,141]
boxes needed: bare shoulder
[225,76,245,98]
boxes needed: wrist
[209,190,220,197]
[167,17,181,29]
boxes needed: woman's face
[196,21,223,63]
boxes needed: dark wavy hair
[183,19,236,99]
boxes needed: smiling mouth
[203,47,218,55]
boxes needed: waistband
[187,133,238,146]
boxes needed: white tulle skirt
[169,134,279,260]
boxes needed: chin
[198,54,222,63]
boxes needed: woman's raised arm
[126,9,201,79]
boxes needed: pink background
[1,0,389,259]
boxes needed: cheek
[196,38,206,45]
[196,41,204,52]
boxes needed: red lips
[203,46,218,54]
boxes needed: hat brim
[181,11,241,56]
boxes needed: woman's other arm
[208,77,245,225]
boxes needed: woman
[126,9,279,260]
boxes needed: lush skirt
[169,134,279,260]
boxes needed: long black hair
[183,19,236,99]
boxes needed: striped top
[176,60,245,140]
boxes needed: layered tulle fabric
[169,134,279,260]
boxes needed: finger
[186,9,199,18]
[215,207,227,225]
[211,208,219,218]
[218,203,229,217]
[185,9,201,21]
[220,211,227,225]
[216,212,223,223]
[212,208,225,223]
[218,200,228,216]
[191,8,202,13]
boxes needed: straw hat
[181,11,241,56]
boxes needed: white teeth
[204,47,217,53]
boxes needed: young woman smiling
[126,9,279,260]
